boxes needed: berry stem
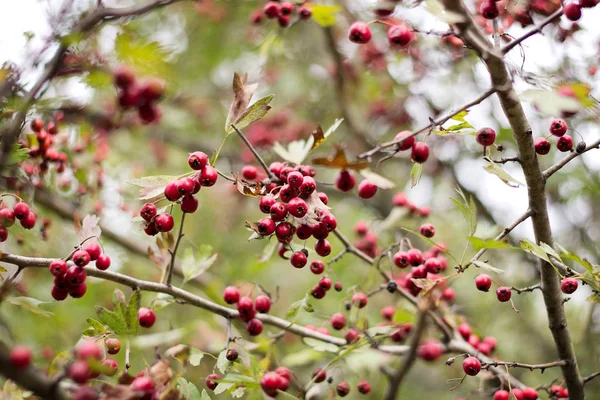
[230,124,277,181]
[165,212,186,286]
[125,340,131,371]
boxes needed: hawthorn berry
[105,338,121,355]
[406,248,423,266]
[0,208,15,227]
[458,322,471,340]
[102,358,118,377]
[69,282,88,298]
[550,118,568,136]
[387,24,413,47]
[482,336,497,351]
[9,346,31,368]
[424,258,442,274]
[275,222,295,242]
[164,181,181,201]
[155,213,174,232]
[14,202,30,220]
[144,222,159,236]
[200,166,218,187]
[314,239,331,257]
[131,376,155,400]
[188,151,209,170]
[475,274,492,292]
[255,295,271,313]
[177,177,195,196]
[352,292,368,308]
[257,218,276,236]
[320,213,337,232]
[226,349,239,361]
[493,390,510,400]
[223,286,240,304]
[480,0,499,19]
[312,223,329,240]
[522,387,538,400]
[334,281,343,291]
[279,185,297,203]
[298,5,312,19]
[138,307,156,328]
[335,170,356,192]
[83,242,101,261]
[331,313,346,330]
[357,180,378,199]
[564,3,582,20]
[336,381,350,397]
[287,197,307,218]
[557,135,573,152]
[357,381,371,394]
[393,251,410,268]
[72,250,91,267]
[66,266,86,285]
[441,287,456,303]
[381,306,395,321]
[246,318,263,336]
[462,356,481,376]
[419,223,435,238]
[580,0,598,6]
[561,277,578,294]
[311,285,326,299]
[348,22,372,44]
[51,285,69,301]
[113,65,135,88]
[476,127,496,146]
[300,176,316,196]
[95,254,111,270]
[30,118,44,132]
[237,296,255,321]
[260,371,281,397]
[263,1,280,18]
[394,131,416,151]
[206,374,221,391]
[393,192,408,206]
[290,251,307,268]
[417,339,443,361]
[68,360,91,384]
[312,368,326,383]
[287,171,303,189]
[296,224,313,240]
[534,137,551,155]
[344,328,360,343]
[310,260,325,274]
[49,260,67,277]
[181,195,199,213]
[259,195,277,214]
[411,142,429,163]
[496,286,512,302]
[76,341,102,360]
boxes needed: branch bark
[439,1,584,398]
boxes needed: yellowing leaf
[308,4,341,27]
[483,159,524,187]
[311,146,369,171]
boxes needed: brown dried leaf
[309,125,325,152]
[165,344,191,364]
[225,73,258,132]
[311,146,370,171]
[149,360,173,386]
[234,174,265,197]
[411,278,439,294]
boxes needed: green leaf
[468,237,517,251]
[115,33,170,76]
[483,160,525,187]
[230,387,245,398]
[218,374,258,385]
[177,377,203,400]
[520,239,550,263]
[83,70,113,89]
[131,328,185,348]
[86,318,108,334]
[303,337,339,353]
[213,383,234,395]
[216,350,229,374]
[82,328,96,337]
[6,297,52,317]
[189,347,206,366]
[182,245,218,284]
[285,294,314,320]
[410,163,423,187]
[559,252,594,274]
[6,143,29,165]
[521,89,582,116]
[472,260,504,274]
[124,290,141,336]
[226,95,274,134]
[450,187,477,235]
[308,4,341,27]
[539,242,562,262]
[96,307,127,335]
[587,292,600,303]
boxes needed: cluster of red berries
[252,1,312,27]
[223,286,269,336]
[392,192,431,216]
[458,322,498,356]
[493,387,541,400]
[563,0,598,21]
[348,20,414,49]
[333,169,380,199]
[113,65,165,125]
[393,131,430,164]
[20,116,68,175]
[0,200,36,241]
[379,306,415,343]
[258,367,291,397]
[392,244,449,296]
[534,119,574,155]
[48,241,111,301]
[474,274,513,303]
[353,221,379,258]
[140,151,217,236]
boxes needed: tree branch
[543,137,600,180]
[440,0,584,397]
[501,8,564,54]
[230,124,276,181]
[481,359,567,372]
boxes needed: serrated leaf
[230,387,245,398]
[308,4,341,27]
[201,389,212,400]
[450,189,477,235]
[213,383,234,395]
[74,214,101,243]
[227,95,273,134]
[225,73,257,133]
[129,175,179,202]
[86,318,107,334]
[190,347,206,366]
[83,70,112,89]
[115,33,170,76]
[483,160,524,187]
[7,143,29,165]
[177,377,203,400]
[359,169,395,189]
[410,163,423,187]
[303,337,339,353]
[182,245,217,284]
[520,239,550,263]
[468,237,517,251]
[521,89,582,116]
[285,294,314,320]
[124,290,141,335]
[539,242,562,262]
[472,260,504,274]
[96,307,127,335]
[216,350,229,374]
[6,297,52,317]
[131,328,185,348]
[559,252,594,274]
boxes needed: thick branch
[440,0,584,397]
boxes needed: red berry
[206,373,221,391]
[335,170,356,192]
[320,213,337,232]
[287,171,303,189]
[334,281,343,291]
[310,260,325,275]
[270,202,288,221]
[381,306,395,321]
[357,180,378,199]
[180,195,198,213]
[69,282,88,298]
[296,224,313,240]
[441,287,456,303]
[226,349,238,361]
[424,258,442,274]
[311,285,326,299]
[493,390,510,400]
[275,366,291,382]
[557,135,573,152]
[496,286,512,302]
[357,380,371,394]
[139,77,165,102]
[580,0,598,6]
[314,239,331,257]
[458,322,471,340]
[550,118,568,136]
[72,250,90,267]
[393,192,408,206]
[393,251,410,268]
[241,165,258,181]
[561,277,578,294]
[30,119,44,132]
[96,254,111,270]
[352,292,368,308]
[287,197,308,218]
[257,218,276,236]
[331,313,346,330]
[138,307,156,328]
[69,359,91,383]
[76,341,102,360]
[0,208,15,227]
[131,376,155,400]
[188,151,208,170]
[144,222,159,236]
[475,274,492,292]
[406,248,423,266]
[255,295,271,313]
[224,286,240,304]
[66,265,87,285]
[344,328,360,343]
[164,181,181,201]
[419,223,435,238]
[319,277,332,291]
[290,251,307,268]
[259,195,276,214]
[534,137,551,155]
[462,356,481,376]
[298,5,312,19]
[177,178,195,196]
[49,260,67,277]
[9,346,32,368]
[83,242,101,261]
[336,382,350,397]
[114,65,136,88]
[275,222,295,243]
[200,166,218,187]
[522,388,538,400]
[105,338,121,355]
[394,131,416,151]
[480,0,499,18]
[102,358,118,377]
[476,127,496,146]
[349,22,372,44]
[237,297,255,321]
[155,213,174,232]
[417,339,443,361]
[300,176,316,196]
[411,142,429,163]
[387,24,413,47]
[51,285,68,301]
[280,1,293,15]
[13,202,30,220]
[138,103,161,124]
[263,1,280,18]
[564,3,582,20]
[246,318,263,336]
[260,371,281,397]
[312,368,326,383]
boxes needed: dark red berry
[259,195,277,214]
[475,274,492,292]
[357,381,371,394]
[387,24,413,47]
[49,260,67,277]
[237,297,255,321]
[260,371,281,397]
[561,277,578,294]
[206,373,221,391]
[9,346,32,368]
[310,260,325,274]
[113,65,135,88]
[557,135,573,152]
[352,292,368,308]
[287,197,308,218]
[13,202,30,220]
[411,142,429,163]
[496,286,512,302]
[0,208,15,227]
[200,166,218,187]
[349,22,372,44]
[550,118,568,136]
[312,368,326,383]
[358,180,378,199]
[255,295,271,313]
[96,254,111,270]
[263,1,280,18]
[155,213,174,232]
[335,170,356,192]
[480,0,499,18]
[534,137,551,155]
[66,266,86,285]
[188,151,208,170]
[164,181,181,201]
[463,356,481,376]
[257,217,276,236]
[246,318,263,336]
[290,251,307,268]
[394,131,416,151]
[330,313,346,330]
[476,127,496,146]
[138,307,156,328]
[131,376,155,400]
[84,242,101,261]
[296,224,313,240]
[564,3,582,20]
[314,239,331,257]
[419,223,435,238]
[223,286,240,304]
[30,119,44,132]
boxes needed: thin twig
[543,138,600,180]
[230,124,276,180]
[165,212,186,286]
[511,284,541,294]
[583,371,600,385]
[501,8,564,54]
[481,359,567,372]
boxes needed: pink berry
[224,286,240,304]
[348,22,372,44]
[138,307,156,328]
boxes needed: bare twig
[230,124,276,181]
[481,359,567,372]
[543,138,600,180]
[583,371,600,385]
[501,8,564,54]
[511,284,542,294]
[165,212,186,286]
